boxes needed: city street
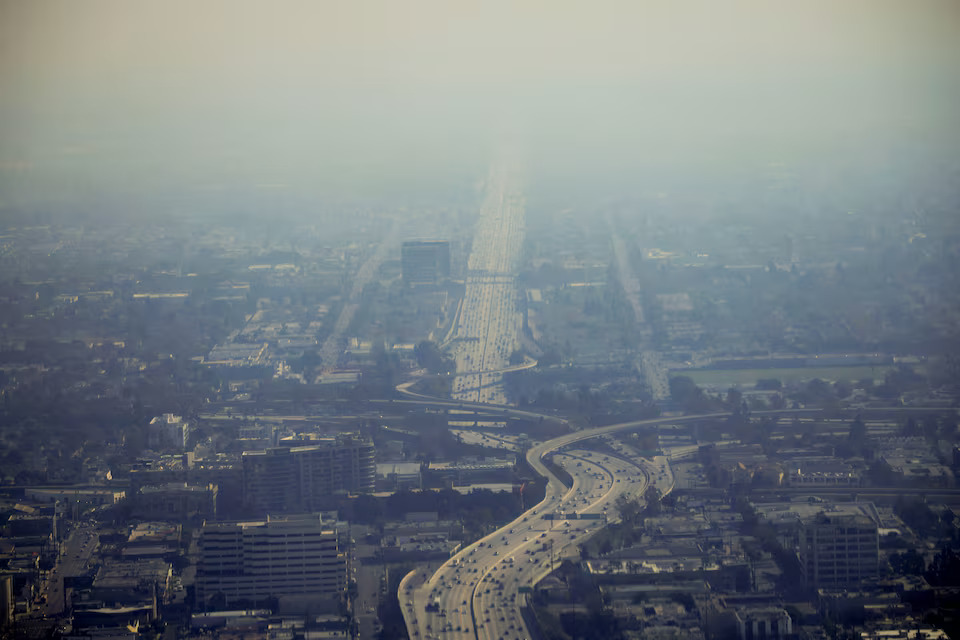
[43,521,97,617]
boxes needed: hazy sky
[1,0,958,217]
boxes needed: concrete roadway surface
[400,411,740,640]
[451,164,524,405]
[42,521,99,617]
[400,447,649,640]
[353,542,384,640]
[471,450,648,640]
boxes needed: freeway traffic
[450,162,525,405]
[399,410,742,640]
[401,447,649,640]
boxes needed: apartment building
[241,435,374,514]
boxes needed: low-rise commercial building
[425,457,515,486]
[376,462,422,491]
[131,482,217,521]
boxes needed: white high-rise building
[196,514,347,610]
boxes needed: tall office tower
[798,510,879,588]
[195,514,346,610]
[241,435,375,514]
[401,240,451,285]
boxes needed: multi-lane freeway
[401,447,648,640]
[450,162,525,405]
[400,409,743,640]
